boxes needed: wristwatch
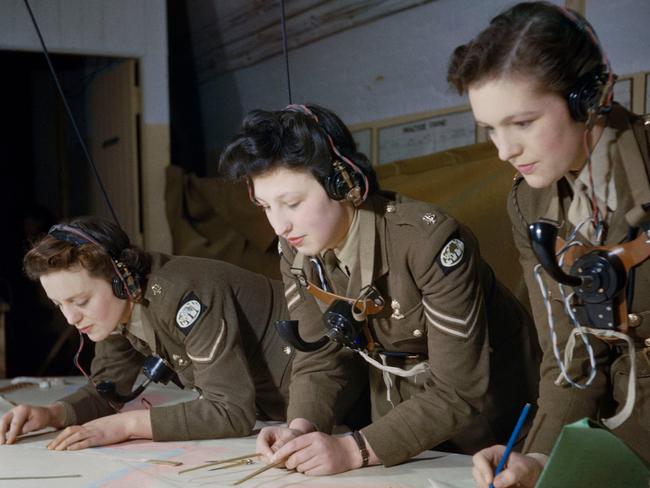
[351,430,369,467]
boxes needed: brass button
[412,329,423,337]
[283,346,292,355]
[628,313,642,328]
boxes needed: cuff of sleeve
[361,416,423,467]
[149,405,189,441]
[57,401,77,427]
[287,401,335,434]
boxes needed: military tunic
[58,253,293,441]
[282,192,540,466]
[508,105,650,461]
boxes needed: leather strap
[351,430,369,467]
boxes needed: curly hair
[447,2,604,97]
[24,216,151,285]
[218,103,378,195]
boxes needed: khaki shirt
[59,253,292,441]
[282,192,540,466]
[508,105,650,462]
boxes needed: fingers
[47,426,92,451]
[256,427,282,459]
[472,445,505,487]
[493,468,521,488]
[272,432,312,464]
[2,407,30,445]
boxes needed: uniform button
[386,204,396,213]
[628,313,642,328]
[645,338,650,348]
[412,329,423,337]
[283,346,292,355]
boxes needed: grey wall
[196,0,649,165]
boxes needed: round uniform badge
[440,238,464,268]
[176,299,202,328]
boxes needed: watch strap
[351,430,369,467]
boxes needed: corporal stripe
[187,319,226,363]
[422,294,482,339]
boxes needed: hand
[47,410,151,451]
[0,403,64,444]
[256,420,313,460]
[472,445,546,488]
[272,432,361,476]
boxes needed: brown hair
[24,216,151,284]
[447,1,604,96]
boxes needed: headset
[560,7,616,125]
[48,222,177,404]
[284,104,370,206]
[48,223,143,302]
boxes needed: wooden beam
[190,0,434,81]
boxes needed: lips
[517,162,537,175]
[78,325,93,334]
[287,236,304,247]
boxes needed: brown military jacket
[58,253,293,441]
[282,192,540,466]
[508,105,650,462]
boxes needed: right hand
[472,445,546,488]
[256,418,315,462]
[0,403,64,445]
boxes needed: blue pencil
[489,403,532,488]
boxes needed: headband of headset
[559,6,616,125]
[48,223,143,302]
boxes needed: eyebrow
[476,111,539,127]
[51,292,85,304]
[255,192,302,204]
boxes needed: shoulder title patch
[175,292,205,335]
[438,237,465,275]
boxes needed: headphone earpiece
[566,66,610,123]
[112,275,129,299]
[284,104,369,206]
[324,160,365,206]
[559,7,615,124]
[48,223,143,302]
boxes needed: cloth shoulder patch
[437,236,465,275]
[175,292,206,335]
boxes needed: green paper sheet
[536,418,649,488]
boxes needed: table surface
[0,377,475,488]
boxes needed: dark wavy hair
[447,2,605,97]
[24,216,151,285]
[218,104,379,195]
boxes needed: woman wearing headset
[448,2,650,486]
[219,104,540,474]
[0,217,292,449]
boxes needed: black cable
[280,0,292,104]
[23,0,121,226]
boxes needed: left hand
[47,410,151,451]
[271,432,362,476]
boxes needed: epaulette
[383,199,447,231]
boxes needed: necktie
[567,181,597,241]
[322,250,349,295]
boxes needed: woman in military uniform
[448,2,650,486]
[0,217,292,449]
[219,104,539,474]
